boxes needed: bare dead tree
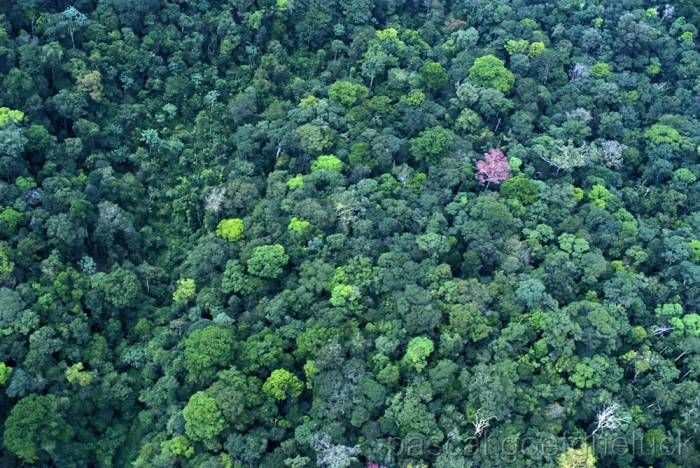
[661,4,675,21]
[599,140,627,169]
[632,352,658,380]
[311,433,360,468]
[569,63,591,82]
[681,397,700,431]
[566,108,592,123]
[471,410,495,437]
[651,325,674,336]
[646,401,663,415]
[591,403,629,436]
[204,187,226,214]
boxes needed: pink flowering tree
[475,148,511,188]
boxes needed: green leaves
[287,174,304,190]
[328,80,369,107]
[0,107,24,127]
[329,283,361,307]
[569,355,610,389]
[644,123,683,149]
[2,1,699,466]
[183,391,227,441]
[0,362,12,385]
[558,234,590,256]
[161,436,194,458]
[262,369,304,400]
[184,326,235,384]
[65,362,93,386]
[247,244,289,279]
[402,336,434,372]
[590,62,611,78]
[311,154,344,173]
[420,61,448,90]
[92,268,141,308]
[557,443,596,468]
[296,124,335,154]
[215,218,245,242]
[468,54,515,93]
[3,395,73,463]
[499,175,540,204]
[587,184,614,209]
[173,278,196,304]
[0,207,23,235]
[288,217,311,235]
[505,39,529,55]
[409,126,455,163]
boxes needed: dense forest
[1,0,700,466]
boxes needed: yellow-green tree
[216,218,245,242]
[0,107,24,127]
[557,443,596,468]
[468,55,515,93]
[183,391,226,441]
[173,278,196,304]
[263,369,304,400]
[65,363,93,387]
